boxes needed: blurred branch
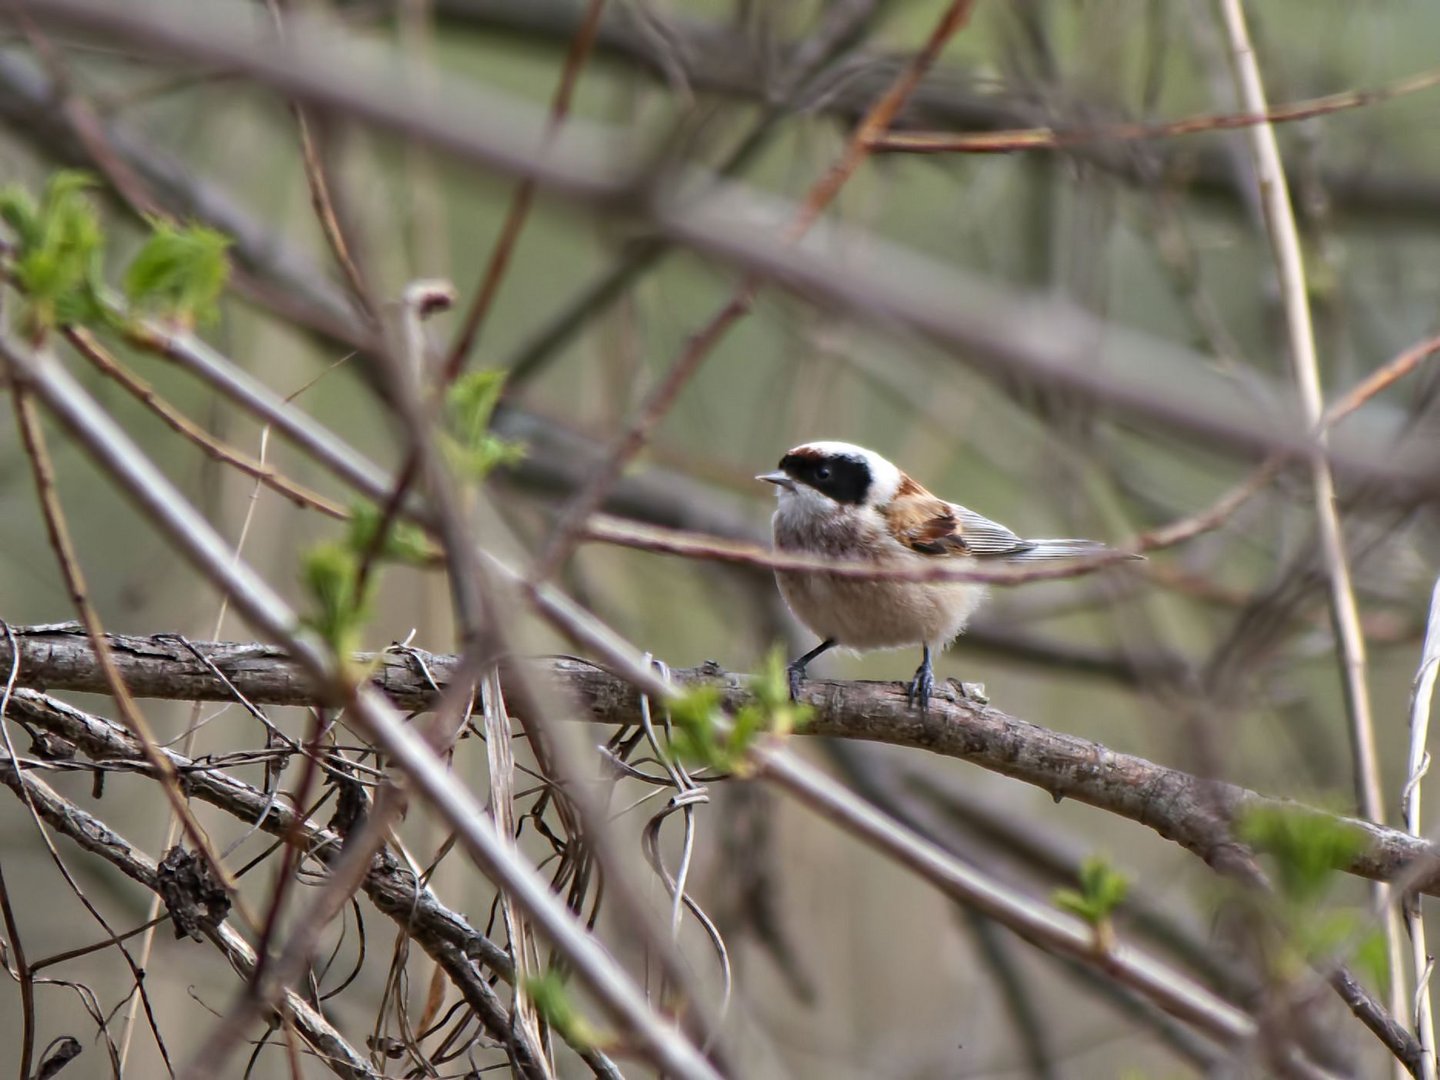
[443,0,607,379]
[529,0,976,581]
[828,741,1231,1073]
[9,0,1439,498]
[425,0,1440,223]
[64,326,348,518]
[5,625,1439,898]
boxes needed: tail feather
[1008,538,1140,562]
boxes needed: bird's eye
[815,466,831,480]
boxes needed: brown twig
[266,2,373,317]
[867,65,1440,154]
[8,385,256,931]
[65,327,348,518]
[0,686,611,1078]
[0,749,382,1080]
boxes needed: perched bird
[757,440,1129,711]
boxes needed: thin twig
[443,0,607,381]
[1216,0,1409,1063]
[1405,580,1440,1080]
[867,64,1440,154]
[9,381,257,931]
[0,686,630,1076]
[65,326,347,518]
[0,752,382,1080]
[480,669,553,1078]
[264,0,375,317]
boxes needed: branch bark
[5,624,1437,898]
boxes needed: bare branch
[4,626,1438,899]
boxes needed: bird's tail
[1009,539,1141,562]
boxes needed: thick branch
[5,624,1437,897]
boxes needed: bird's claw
[787,663,805,704]
[907,661,935,713]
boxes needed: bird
[757,440,1131,712]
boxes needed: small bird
[758,441,1129,711]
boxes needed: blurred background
[3,1,1440,1076]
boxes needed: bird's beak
[756,470,795,491]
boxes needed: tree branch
[5,624,1437,898]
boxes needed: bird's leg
[787,638,836,702]
[908,645,935,712]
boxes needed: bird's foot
[787,639,836,704]
[907,658,935,713]
[787,662,806,704]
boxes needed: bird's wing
[950,504,1037,558]
[884,490,1031,558]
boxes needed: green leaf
[1236,806,1367,905]
[299,542,371,656]
[0,171,107,332]
[0,184,40,249]
[443,370,525,478]
[524,970,606,1049]
[665,685,726,769]
[346,502,437,566]
[1354,927,1392,992]
[663,650,812,771]
[123,219,231,326]
[1053,854,1129,926]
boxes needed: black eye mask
[779,453,871,505]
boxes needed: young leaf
[664,651,812,771]
[1053,854,1129,927]
[299,542,371,657]
[1236,805,1367,906]
[123,219,231,326]
[1,171,106,332]
[665,685,726,769]
[524,970,607,1049]
[443,370,525,477]
[346,502,437,566]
